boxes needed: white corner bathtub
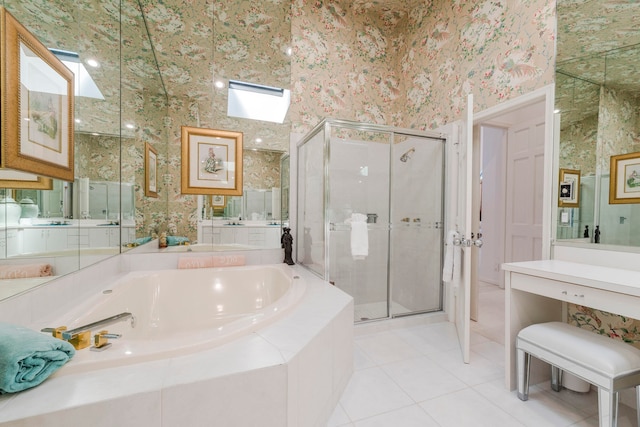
[48,264,305,374]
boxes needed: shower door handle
[453,233,483,248]
[471,232,483,248]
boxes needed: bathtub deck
[0,265,354,427]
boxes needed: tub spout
[42,312,135,350]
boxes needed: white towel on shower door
[349,213,368,260]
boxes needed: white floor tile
[428,347,503,386]
[354,331,422,365]
[473,379,590,427]
[339,367,414,421]
[353,404,440,427]
[419,388,525,427]
[353,342,377,371]
[381,356,467,402]
[392,321,461,355]
[327,403,352,427]
[327,281,631,427]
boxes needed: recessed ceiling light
[286,47,293,56]
[91,132,99,136]
[214,80,225,89]
[255,138,263,143]
[125,123,135,129]
[75,118,81,123]
[86,58,99,68]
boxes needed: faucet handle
[92,329,121,351]
[41,326,68,340]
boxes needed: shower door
[327,126,392,321]
[389,134,445,316]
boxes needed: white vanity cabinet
[220,226,249,245]
[198,223,282,248]
[0,229,20,258]
[20,227,68,254]
[88,227,120,247]
[2,223,138,257]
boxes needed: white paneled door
[505,118,546,263]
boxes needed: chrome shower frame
[296,118,447,321]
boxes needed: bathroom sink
[47,222,71,226]
[96,222,119,226]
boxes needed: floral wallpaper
[289,0,555,135]
[596,87,640,175]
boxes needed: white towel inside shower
[347,213,368,260]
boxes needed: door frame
[444,84,555,362]
[473,85,555,261]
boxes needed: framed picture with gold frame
[610,151,640,204]
[0,169,52,189]
[145,142,158,198]
[211,195,226,208]
[0,7,74,182]
[181,126,243,196]
[558,168,580,208]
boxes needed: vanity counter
[503,260,640,390]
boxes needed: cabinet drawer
[511,272,640,319]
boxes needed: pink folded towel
[212,255,245,267]
[177,257,214,269]
[177,255,245,269]
[0,264,53,279]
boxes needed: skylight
[49,49,104,100]
[227,80,290,124]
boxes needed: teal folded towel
[167,236,190,246]
[134,236,152,245]
[0,322,75,394]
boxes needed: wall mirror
[0,0,292,300]
[555,0,640,248]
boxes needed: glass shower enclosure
[296,119,446,322]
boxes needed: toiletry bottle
[594,225,600,243]
[583,225,589,238]
[159,231,168,248]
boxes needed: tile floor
[327,282,639,426]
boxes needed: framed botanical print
[181,126,243,196]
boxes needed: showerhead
[400,148,415,163]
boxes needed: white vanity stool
[516,321,640,427]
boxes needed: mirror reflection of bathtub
[0,246,121,299]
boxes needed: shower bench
[516,321,640,427]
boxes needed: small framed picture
[610,151,640,204]
[211,195,226,207]
[145,142,158,198]
[558,168,580,208]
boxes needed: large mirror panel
[0,0,168,300]
[138,1,292,252]
[555,1,640,248]
[0,0,293,298]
